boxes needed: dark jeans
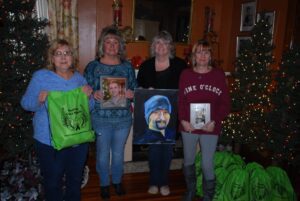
[148,144,173,186]
[35,140,88,201]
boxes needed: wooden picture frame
[100,76,127,109]
[257,11,276,35]
[240,1,256,32]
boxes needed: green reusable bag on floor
[215,168,250,201]
[48,87,95,150]
[266,166,297,201]
[249,168,272,201]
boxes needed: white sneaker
[81,165,89,188]
[148,185,159,194]
[160,185,170,196]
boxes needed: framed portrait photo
[100,76,128,109]
[236,36,251,57]
[190,103,211,129]
[133,88,178,145]
[257,11,276,35]
[240,1,256,32]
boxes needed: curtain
[48,0,79,65]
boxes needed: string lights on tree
[221,13,274,152]
[267,46,300,166]
[0,0,49,157]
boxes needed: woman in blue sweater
[21,39,93,201]
[84,26,137,200]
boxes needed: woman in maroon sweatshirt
[178,39,230,201]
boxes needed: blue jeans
[92,118,132,186]
[148,144,173,186]
[34,140,88,201]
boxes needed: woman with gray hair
[137,30,187,196]
[84,25,137,200]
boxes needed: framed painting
[100,76,128,109]
[190,103,211,129]
[236,36,251,57]
[240,1,256,32]
[133,88,178,144]
[257,11,276,35]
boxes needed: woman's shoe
[100,186,110,200]
[160,185,170,196]
[148,185,159,194]
[113,183,126,196]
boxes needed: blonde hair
[191,39,212,67]
[97,26,126,60]
[46,39,75,71]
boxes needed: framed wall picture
[100,76,128,109]
[190,103,211,129]
[236,36,251,57]
[240,1,256,32]
[133,88,178,144]
[257,11,276,35]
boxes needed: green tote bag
[48,87,95,150]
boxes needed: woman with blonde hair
[178,39,230,201]
[21,39,93,201]
[84,26,137,200]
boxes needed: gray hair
[97,25,126,60]
[150,31,175,58]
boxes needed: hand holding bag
[48,87,95,150]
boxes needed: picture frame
[100,76,128,109]
[236,36,251,57]
[133,88,178,144]
[240,1,256,32]
[190,103,211,129]
[257,11,276,35]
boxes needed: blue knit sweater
[21,69,90,146]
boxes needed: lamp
[112,0,122,27]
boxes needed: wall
[78,0,134,72]
[78,0,295,73]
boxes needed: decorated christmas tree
[267,46,300,166]
[0,0,49,158]
[222,13,274,152]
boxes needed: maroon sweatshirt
[178,67,231,135]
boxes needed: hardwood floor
[81,159,186,201]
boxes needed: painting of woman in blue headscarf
[133,88,178,144]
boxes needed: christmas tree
[222,13,274,152]
[267,46,300,166]
[0,0,49,158]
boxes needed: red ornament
[131,56,143,69]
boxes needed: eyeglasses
[53,51,73,57]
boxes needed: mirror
[133,0,192,43]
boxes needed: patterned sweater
[84,59,137,122]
